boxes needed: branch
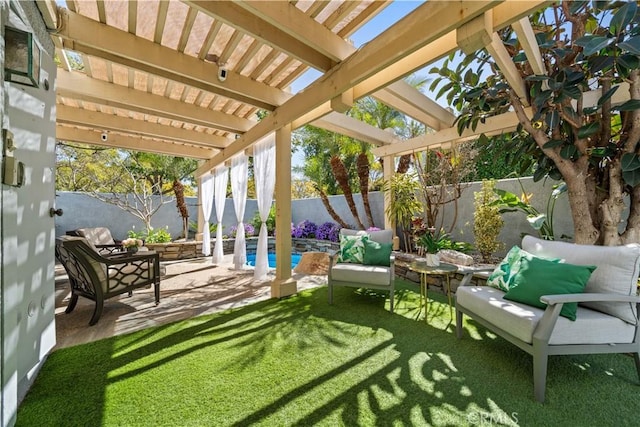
[624,70,640,151]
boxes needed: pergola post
[195,168,205,242]
[271,124,297,298]
[382,154,399,250]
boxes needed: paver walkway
[55,255,327,349]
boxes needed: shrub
[474,179,504,261]
[145,227,172,243]
[250,206,276,236]
[128,226,172,243]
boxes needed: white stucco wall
[1,2,56,426]
[54,176,574,257]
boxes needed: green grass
[17,280,639,426]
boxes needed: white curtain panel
[253,136,276,280]
[231,153,248,269]
[200,173,214,256]
[212,165,229,264]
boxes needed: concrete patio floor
[54,255,328,350]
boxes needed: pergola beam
[57,70,254,134]
[56,8,287,110]
[57,105,231,148]
[230,0,353,64]
[512,17,546,76]
[311,112,397,146]
[185,1,333,71]
[376,81,456,130]
[196,1,548,177]
[56,126,216,159]
[373,109,532,157]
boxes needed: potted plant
[415,230,449,266]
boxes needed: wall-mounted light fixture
[4,27,40,88]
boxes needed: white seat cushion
[456,286,636,345]
[331,263,391,286]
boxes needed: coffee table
[409,261,458,322]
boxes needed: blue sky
[290,1,423,93]
[290,1,424,173]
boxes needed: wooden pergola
[37,0,549,296]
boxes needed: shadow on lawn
[18,280,640,426]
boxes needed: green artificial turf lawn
[17,279,639,426]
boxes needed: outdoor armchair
[456,235,640,402]
[328,228,395,312]
[55,235,160,326]
[67,227,123,255]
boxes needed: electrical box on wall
[3,129,25,187]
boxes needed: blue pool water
[246,252,302,269]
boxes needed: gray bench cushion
[457,286,636,345]
[522,236,640,324]
[331,263,392,286]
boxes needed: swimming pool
[246,252,302,269]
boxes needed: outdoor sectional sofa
[456,235,640,403]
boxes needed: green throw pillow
[337,234,368,264]
[503,256,596,321]
[486,246,562,292]
[362,239,392,266]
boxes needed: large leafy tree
[432,1,640,245]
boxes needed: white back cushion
[522,235,640,324]
[340,228,392,244]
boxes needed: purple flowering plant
[292,220,317,238]
[316,222,340,242]
[229,223,256,238]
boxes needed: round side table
[409,261,458,322]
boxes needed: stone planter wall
[145,241,203,261]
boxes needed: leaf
[561,85,582,100]
[577,122,600,139]
[569,1,588,15]
[560,145,578,159]
[527,214,547,230]
[548,168,563,181]
[582,36,614,56]
[617,54,640,78]
[614,99,640,111]
[620,36,640,55]
[597,86,619,106]
[610,2,637,35]
[543,139,564,149]
[623,169,640,187]
[621,153,640,171]
[545,110,560,129]
[564,69,585,85]
[588,55,615,74]
[533,167,546,182]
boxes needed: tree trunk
[396,154,412,174]
[330,155,365,229]
[316,187,349,228]
[173,179,189,239]
[356,152,375,228]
